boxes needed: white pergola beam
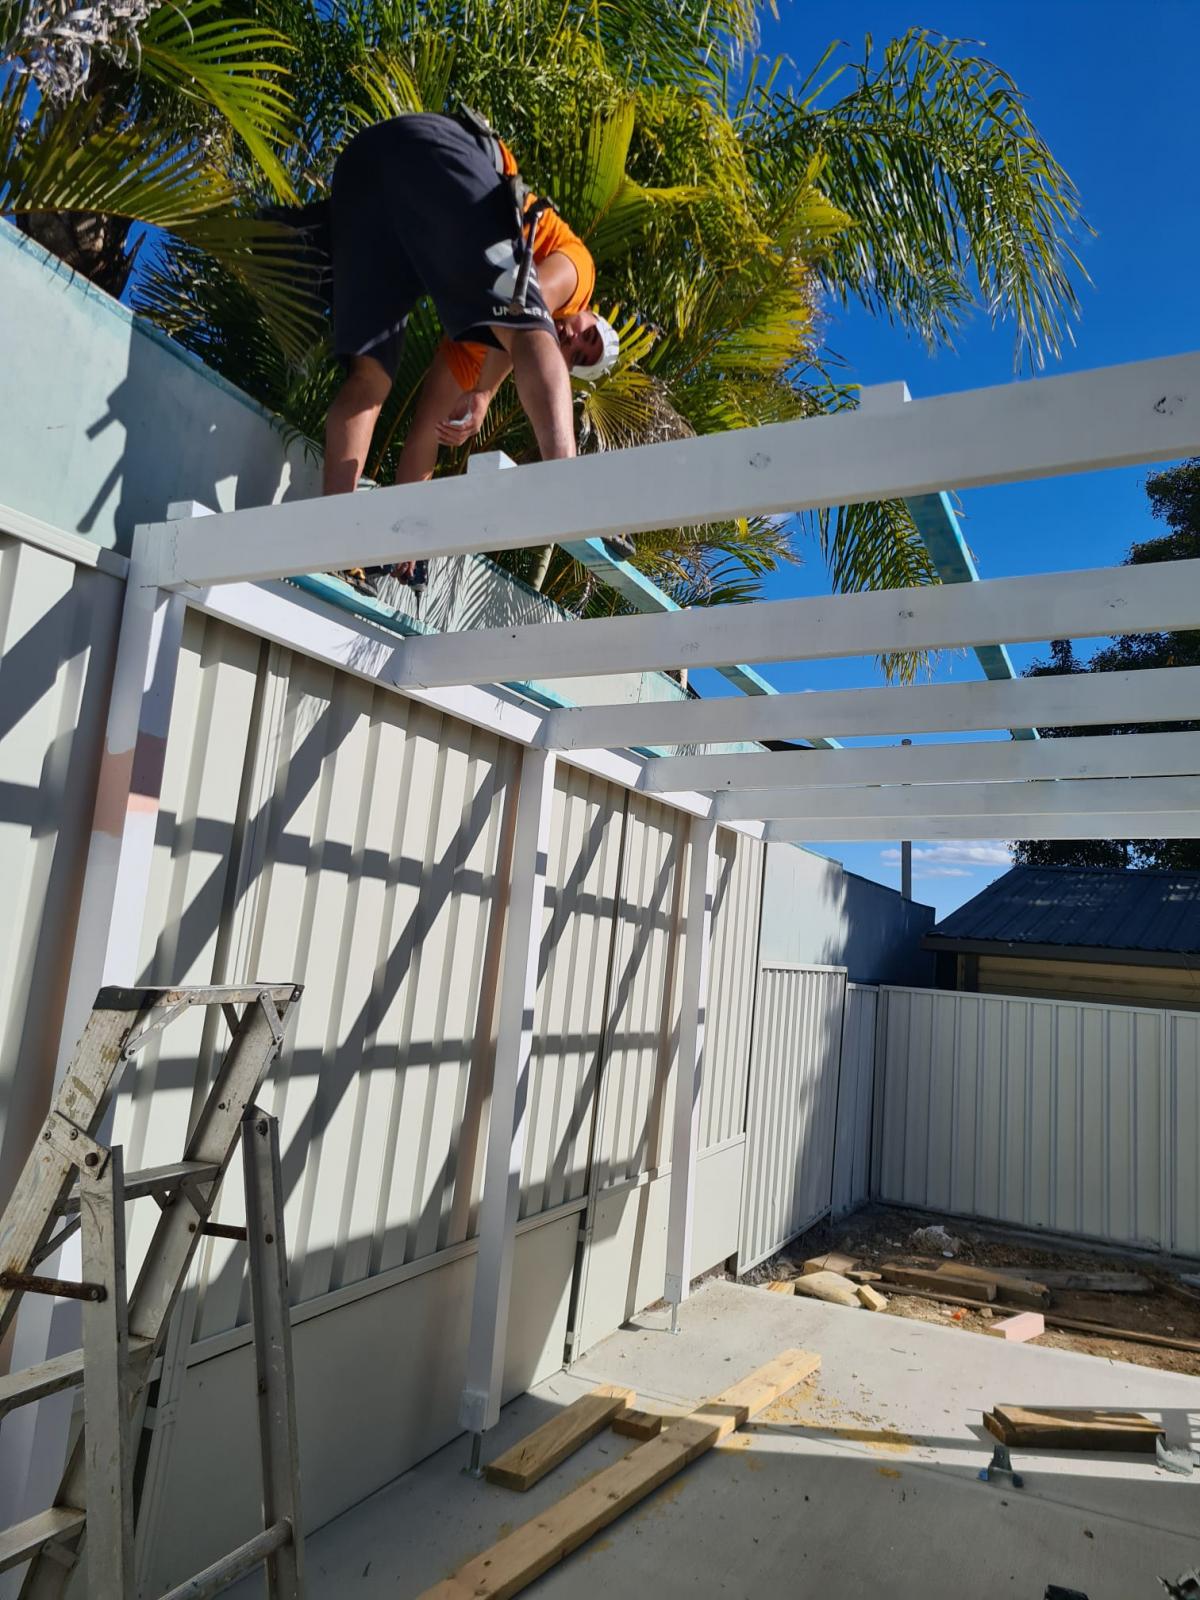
[149,352,1200,588]
[383,559,1200,692]
[689,732,1200,806]
[767,812,1200,843]
[178,576,737,827]
[737,776,1198,823]
[664,818,717,1325]
[459,746,556,1439]
[544,665,1200,753]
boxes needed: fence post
[664,817,717,1332]
[458,746,556,1461]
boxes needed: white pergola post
[0,514,191,1539]
[459,745,557,1464]
[57,520,193,1061]
[664,817,718,1334]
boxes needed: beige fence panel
[739,964,848,1269]
[874,984,1198,1253]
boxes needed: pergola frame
[52,351,1199,1477]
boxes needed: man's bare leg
[324,355,392,495]
[497,326,576,461]
[494,326,575,590]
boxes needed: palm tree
[1,0,318,349]
[3,3,1088,624]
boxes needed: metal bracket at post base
[979,1441,1024,1488]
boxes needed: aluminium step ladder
[0,983,305,1598]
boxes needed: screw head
[264,1233,274,1245]
[68,1129,78,1141]
[84,1152,99,1168]
[256,1120,268,1136]
[188,1222,197,1233]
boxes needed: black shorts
[330,113,555,381]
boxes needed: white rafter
[544,666,1200,753]
[147,352,1199,588]
[655,731,1200,800]
[765,813,1200,843]
[718,775,1200,823]
[326,558,1200,692]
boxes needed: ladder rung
[95,983,298,1012]
[0,1336,154,1419]
[60,1159,221,1215]
[0,1506,86,1573]
[157,1520,291,1600]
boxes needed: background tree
[3,3,1089,620]
[1013,458,1200,871]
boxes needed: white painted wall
[759,842,935,985]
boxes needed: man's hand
[435,390,490,447]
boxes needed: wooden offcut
[792,1271,859,1306]
[984,1311,1045,1343]
[882,1264,996,1301]
[934,1262,1049,1308]
[421,1349,821,1600]
[856,1284,888,1312]
[484,1385,635,1492]
[612,1407,664,1441]
[765,1280,796,1294]
[802,1252,857,1277]
[876,1282,1200,1353]
[984,1405,1160,1453]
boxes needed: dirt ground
[746,1205,1200,1377]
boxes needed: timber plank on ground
[421,1349,821,1600]
[484,1385,635,1492]
[984,1405,1159,1452]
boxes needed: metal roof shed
[925,865,1200,1009]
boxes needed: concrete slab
[230,1280,1200,1600]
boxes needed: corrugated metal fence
[111,614,762,1344]
[0,538,770,1585]
[873,985,1200,1256]
[739,965,848,1269]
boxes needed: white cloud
[880,843,1010,869]
[914,865,970,879]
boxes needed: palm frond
[771,29,1090,370]
[165,213,328,365]
[137,0,296,200]
[1,86,234,223]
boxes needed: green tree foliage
[1013,459,1200,871]
[2,3,1089,615]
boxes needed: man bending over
[321,110,622,593]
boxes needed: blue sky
[691,0,1200,919]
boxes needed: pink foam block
[984,1312,1045,1343]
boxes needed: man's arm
[434,344,512,446]
[395,251,582,484]
[434,251,580,445]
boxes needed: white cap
[570,315,620,381]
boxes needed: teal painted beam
[904,491,1037,740]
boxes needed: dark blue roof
[928,867,1200,955]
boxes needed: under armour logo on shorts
[485,238,540,304]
